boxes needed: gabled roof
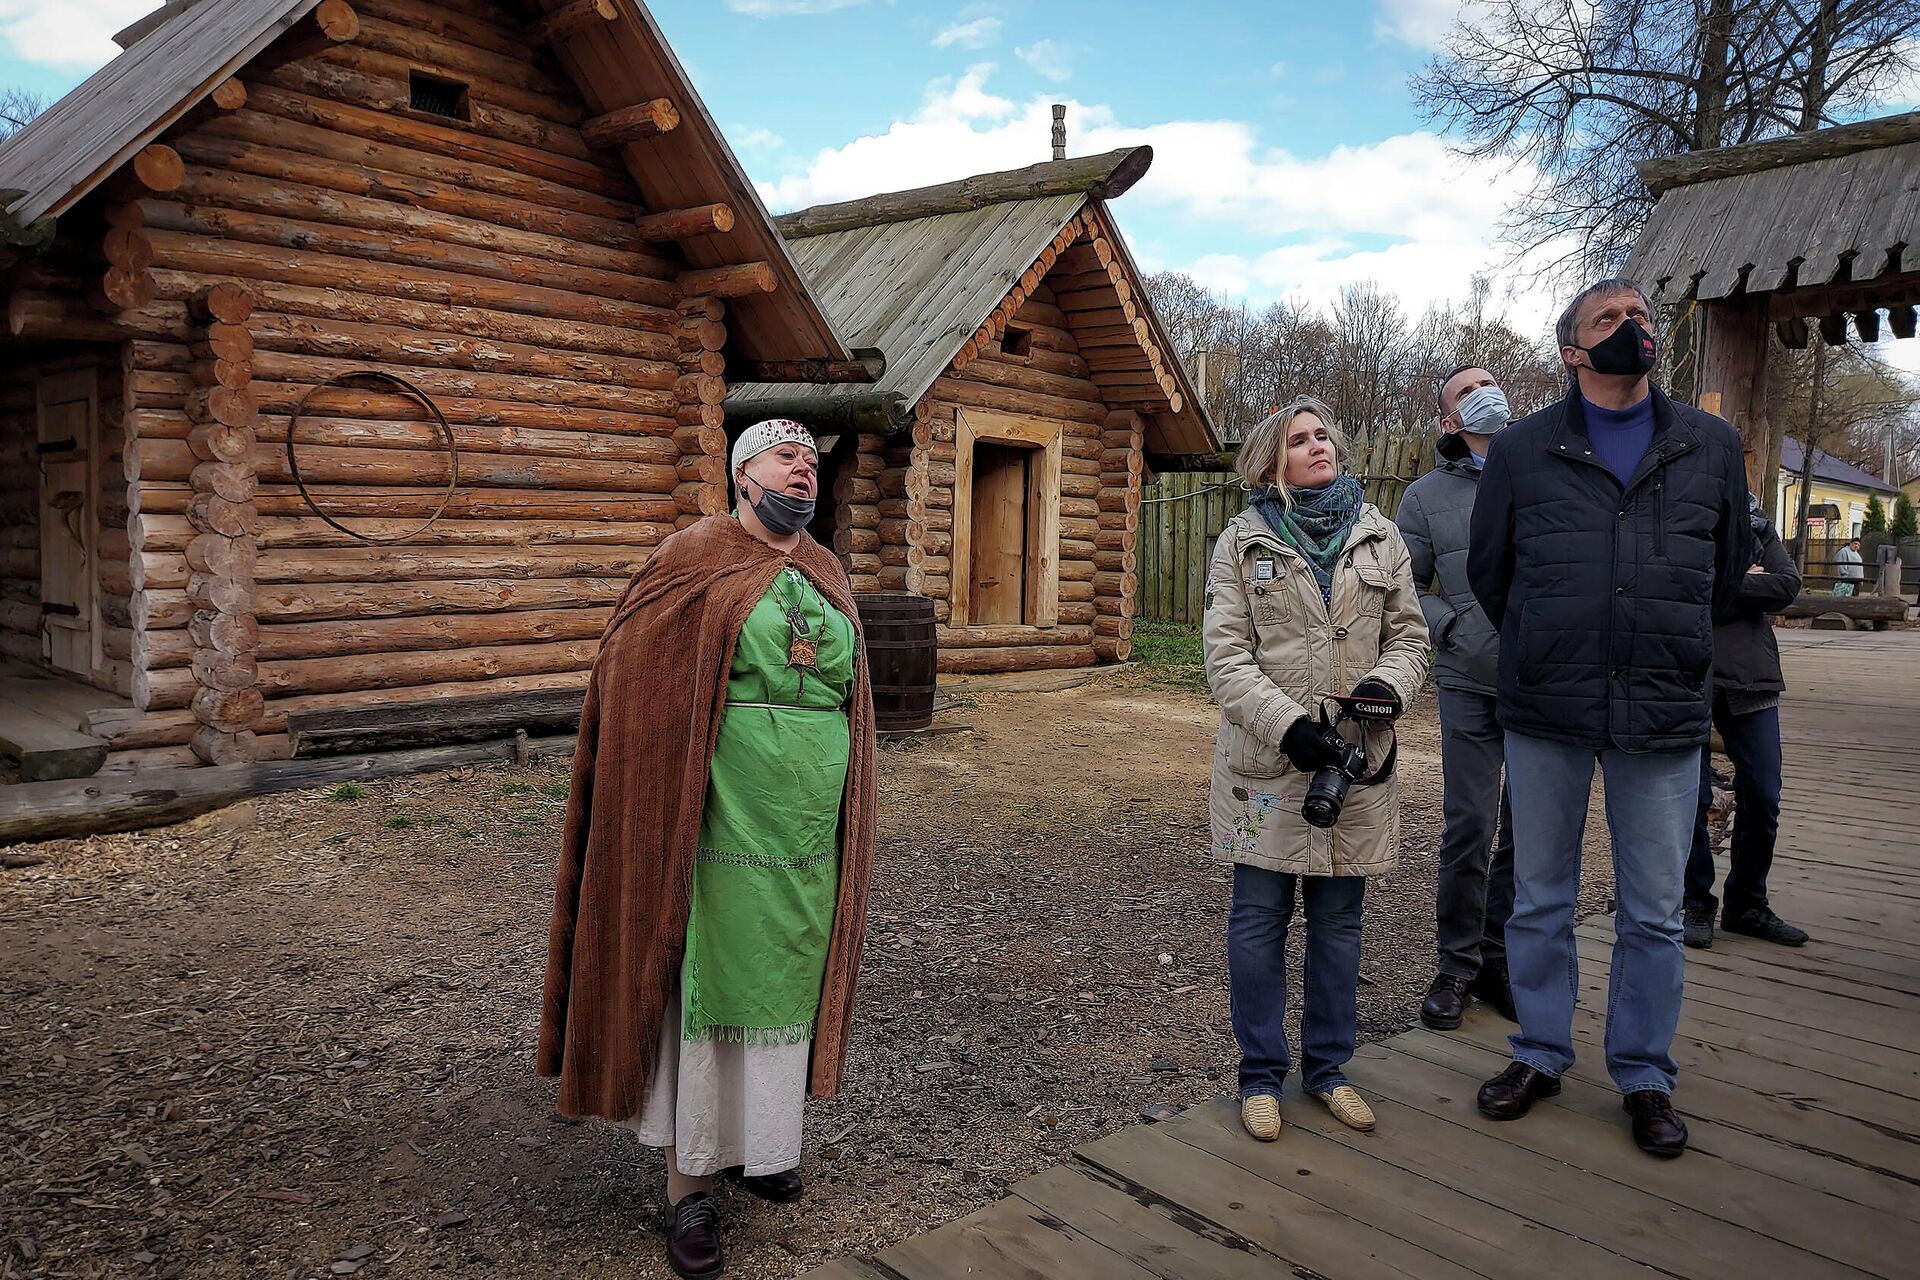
[0,0,848,363]
[1625,111,1920,301]
[733,192,1086,417]
[1780,437,1900,495]
[729,148,1217,455]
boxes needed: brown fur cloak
[535,515,877,1121]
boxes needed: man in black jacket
[1467,278,1750,1159]
[1685,498,1809,950]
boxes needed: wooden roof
[0,0,323,234]
[1625,112,1920,302]
[730,150,1218,455]
[0,0,849,363]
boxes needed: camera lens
[1302,767,1348,829]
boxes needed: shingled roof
[728,148,1216,455]
[1624,111,1920,301]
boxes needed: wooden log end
[131,144,184,193]
[210,78,248,111]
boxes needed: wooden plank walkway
[805,628,1920,1280]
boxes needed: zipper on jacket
[1653,481,1667,556]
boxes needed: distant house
[1776,438,1900,538]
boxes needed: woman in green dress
[538,419,879,1280]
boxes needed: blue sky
[5,0,1917,358]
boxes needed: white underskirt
[625,989,811,1177]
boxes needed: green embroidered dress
[681,566,857,1045]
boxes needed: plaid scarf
[1252,473,1364,604]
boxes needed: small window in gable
[1001,324,1034,363]
[409,71,471,121]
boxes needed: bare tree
[0,88,47,141]
[1414,0,1920,280]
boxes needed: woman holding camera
[1203,396,1431,1141]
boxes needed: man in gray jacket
[1396,365,1517,1030]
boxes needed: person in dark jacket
[1467,278,1751,1160]
[1684,496,1809,950]
[1396,365,1517,1031]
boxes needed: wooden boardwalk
[807,628,1920,1280]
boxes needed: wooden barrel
[855,593,937,732]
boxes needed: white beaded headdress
[731,419,816,475]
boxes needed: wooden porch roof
[1624,111,1920,303]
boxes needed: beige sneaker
[1240,1093,1282,1141]
[1315,1084,1376,1131]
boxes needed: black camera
[1301,721,1368,830]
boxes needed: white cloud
[728,124,785,154]
[756,63,1549,337]
[0,0,149,70]
[725,0,865,13]
[1015,38,1071,82]
[1377,0,1464,48]
[934,16,1000,49]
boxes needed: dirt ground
[0,666,1618,1280]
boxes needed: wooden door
[37,368,98,676]
[969,442,1029,626]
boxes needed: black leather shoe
[1471,959,1518,1022]
[1476,1061,1560,1120]
[663,1191,724,1279]
[1623,1090,1688,1158]
[722,1165,804,1204]
[1420,973,1471,1030]
[1722,906,1809,947]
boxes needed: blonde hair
[1236,396,1347,501]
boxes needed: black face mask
[740,474,816,535]
[1578,317,1657,376]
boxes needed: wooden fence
[1137,426,1432,625]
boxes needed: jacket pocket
[1354,564,1393,617]
[1222,718,1289,779]
[1250,582,1293,629]
[1654,481,1668,558]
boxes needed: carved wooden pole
[183,284,262,763]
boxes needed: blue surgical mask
[1455,384,1511,436]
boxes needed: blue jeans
[1227,863,1367,1097]
[1502,731,1700,1094]
[1686,698,1782,918]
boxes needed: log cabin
[0,0,857,787]
[728,148,1221,675]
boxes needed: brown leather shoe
[663,1191,724,1279]
[1623,1090,1688,1158]
[1476,1060,1560,1120]
[723,1165,804,1203]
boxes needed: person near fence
[1684,494,1809,951]
[1396,364,1518,1032]
[1203,396,1432,1142]
[1834,536,1865,596]
[536,420,879,1280]
[1467,278,1751,1159]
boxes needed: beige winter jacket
[1203,504,1431,876]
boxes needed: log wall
[880,219,1143,674]
[65,0,709,759]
